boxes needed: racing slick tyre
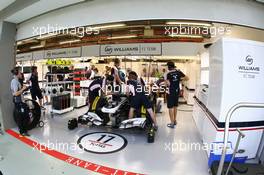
[68,118,78,130]
[13,99,41,131]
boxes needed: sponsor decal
[100,43,161,56]
[245,55,253,65]
[78,132,128,154]
[238,55,260,78]
[105,46,113,54]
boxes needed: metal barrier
[216,103,264,175]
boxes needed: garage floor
[0,104,209,175]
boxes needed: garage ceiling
[2,0,86,23]
[0,0,16,12]
[16,20,212,53]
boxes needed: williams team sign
[100,43,162,56]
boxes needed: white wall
[16,0,264,40]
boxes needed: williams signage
[44,47,81,58]
[238,55,260,74]
[16,53,33,61]
[100,43,162,56]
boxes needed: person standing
[126,71,158,130]
[111,58,125,87]
[27,66,44,108]
[10,67,30,136]
[164,62,188,128]
[88,75,114,104]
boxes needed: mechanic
[111,58,126,87]
[17,67,25,86]
[126,71,158,130]
[27,66,44,109]
[10,67,30,136]
[164,61,189,128]
[88,75,115,104]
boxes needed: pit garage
[0,1,264,175]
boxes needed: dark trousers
[14,103,29,134]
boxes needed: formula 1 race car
[68,94,156,143]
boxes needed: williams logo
[245,55,253,65]
[238,55,260,73]
[105,46,113,54]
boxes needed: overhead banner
[33,50,45,60]
[100,43,162,56]
[44,47,81,58]
[16,53,33,61]
[82,45,100,57]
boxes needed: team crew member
[27,66,44,108]
[164,61,189,128]
[88,75,114,103]
[127,71,158,130]
[111,58,125,86]
[10,67,30,136]
[18,67,25,86]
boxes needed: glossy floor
[0,104,209,175]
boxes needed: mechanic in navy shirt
[88,75,114,104]
[126,71,158,130]
[27,66,44,108]
[164,61,189,128]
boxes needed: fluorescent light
[169,34,203,38]
[30,45,44,49]
[17,37,39,45]
[59,39,81,45]
[37,33,57,39]
[23,38,36,42]
[107,35,137,40]
[166,21,212,27]
[256,0,264,3]
[92,23,126,30]
[17,41,23,45]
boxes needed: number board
[77,132,128,154]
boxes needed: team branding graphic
[77,132,128,154]
[100,43,162,56]
[16,53,33,61]
[44,47,81,58]
[238,55,260,73]
[105,46,113,54]
[245,55,253,65]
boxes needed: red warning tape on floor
[6,129,144,175]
